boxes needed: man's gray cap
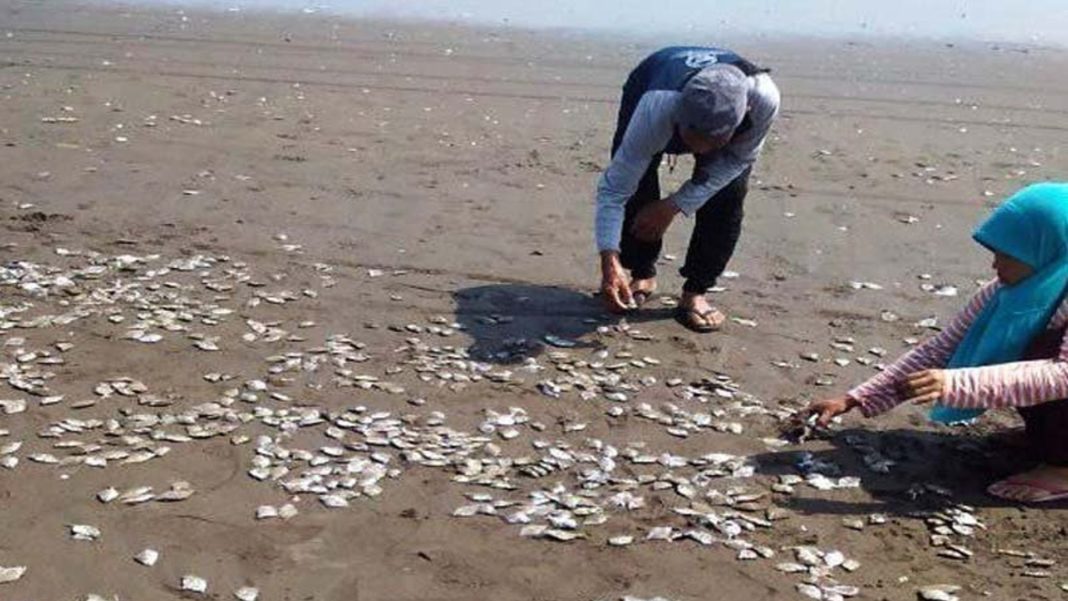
[678,63,750,137]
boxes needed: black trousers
[1019,400,1068,466]
[610,86,749,295]
[617,161,749,295]
[1017,327,1068,466]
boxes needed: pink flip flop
[987,477,1068,503]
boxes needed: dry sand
[0,1,1067,600]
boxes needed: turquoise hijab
[931,183,1068,424]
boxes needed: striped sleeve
[941,297,1068,409]
[847,281,999,417]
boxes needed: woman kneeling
[808,183,1068,504]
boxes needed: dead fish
[917,585,960,601]
[134,548,159,567]
[842,518,865,531]
[181,575,208,594]
[781,413,828,444]
[319,494,349,508]
[543,334,577,348]
[0,399,27,415]
[119,486,155,505]
[543,529,584,542]
[70,524,101,541]
[824,550,846,568]
[96,487,120,503]
[737,548,758,560]
[795,546,822,566]
[155,481,195,502]
[0,566,26,584]
[823,584,859,597]
[646,527,674,541]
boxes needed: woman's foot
[630,277,657,308]
[987,464,1068,503]
[674,292,725,333]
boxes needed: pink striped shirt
[848,280,1068,417]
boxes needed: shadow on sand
[451,283,675,364]
[752,425,1068,516]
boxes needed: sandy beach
[1,1,1067,599]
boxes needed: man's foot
[630,277,657,308]
[987,464,1068,503]
[674,292,725,333]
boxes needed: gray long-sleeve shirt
[594,72,780,252]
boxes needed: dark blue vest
[615,46,767,156]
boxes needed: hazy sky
[130,0,1068,45]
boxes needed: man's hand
[600,252,634,313]
[631,198,679,242]
[904,369,947,404]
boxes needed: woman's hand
[903,369,947,404]
[806,396,860,426]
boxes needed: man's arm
[670,73,780,215]
[594,91,676,252]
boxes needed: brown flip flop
[674,306,724,333]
